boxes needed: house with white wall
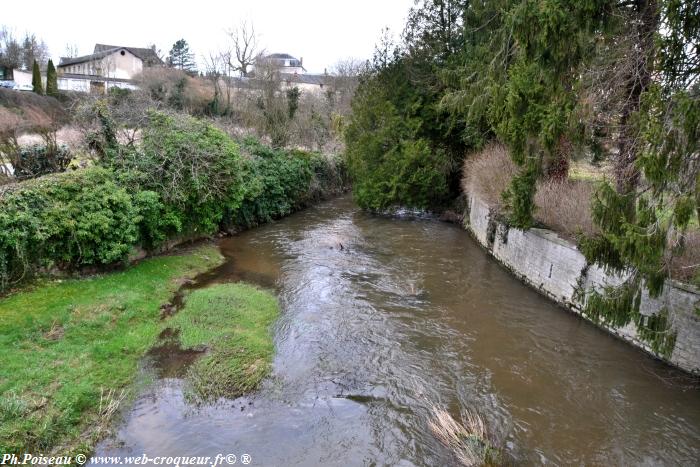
[252,53,334,94]
[57,44,163,93]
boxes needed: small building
[256,53,306,75]
[56,44,163,93]
[280,72,332,94]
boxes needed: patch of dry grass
[0,89,68,137]
[534,179,599,239]
[462,143,517,212]
[669,229,700,286]
[17,126,83,149]
[462,144,599,239]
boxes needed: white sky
[2,0,415,73]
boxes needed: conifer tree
[167,39,197,75]
[31,60,43,94]
[45,59,58,97]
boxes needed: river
[94,196,700,466]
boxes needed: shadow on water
[93,196,700,466]
[146,328,206,379]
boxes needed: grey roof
[94,44,163,65]
[58,44,163,67]
[265,53,297,60]
[280,73,331,86]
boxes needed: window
[120,50,125,56]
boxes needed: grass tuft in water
[428,404,503,466]
[166,283,280,401]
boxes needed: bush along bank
[0,111,349,294]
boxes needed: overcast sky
[2,0,415,73]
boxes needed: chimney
[300,57,303,66]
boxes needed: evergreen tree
[31,60,43,95]
[167,39,197,75]
[45,59,58,97]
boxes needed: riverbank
[0,244,279,456]
[461,192,700,375]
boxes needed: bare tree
[0,27,22,70]
[20,33,49,70]
[203,50,228,113]
[64,43,79,58]
[330,58,364,114]
[227,20,259,77]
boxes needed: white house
[56,44,163,94]
[251,53,334,94]
[257,53,306,74]
[280,72,332,94]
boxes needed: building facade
[56,44,163,93]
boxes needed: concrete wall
[58,77,138,94]
[464,193,700,375]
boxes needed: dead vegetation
[428,404,502,466]
[462,144,699,285]
[462,144,599,239]
[0,88,68,137]
[534,179,600,239]
[461,143,517,212]
[668,229,700,286]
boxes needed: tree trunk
[614,0,659,195]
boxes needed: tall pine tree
[167,39,196,75]
[31,60,43,94]
[45,59,58,97]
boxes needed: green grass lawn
[169,283,280,401]
[0,245,224,455]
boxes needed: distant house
[252,53,333,94]
[57,44,163,93]
[258,53,306,74]
[280,72,332,94]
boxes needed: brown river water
[93,196,700,466]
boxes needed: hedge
[0,114,347,294]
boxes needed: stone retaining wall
[464,193,700,375]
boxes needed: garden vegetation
[0,106,347,295]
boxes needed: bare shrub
[0,88,68,137]
[462,143,599,239]
[428,404,502,466]
[136,68,213,116]
[461,143,517,211]
[669,229,700,285]
[534,179,599,239]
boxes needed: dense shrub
[135,68,213,116]
[0,168,142,290]
[345,72,450,211]
[0,112,347,294]
[8,143,71,179]
[110,112,246,235]
[231,137,348,228]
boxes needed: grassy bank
[168,283,280,401]
[0,245,224,455]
